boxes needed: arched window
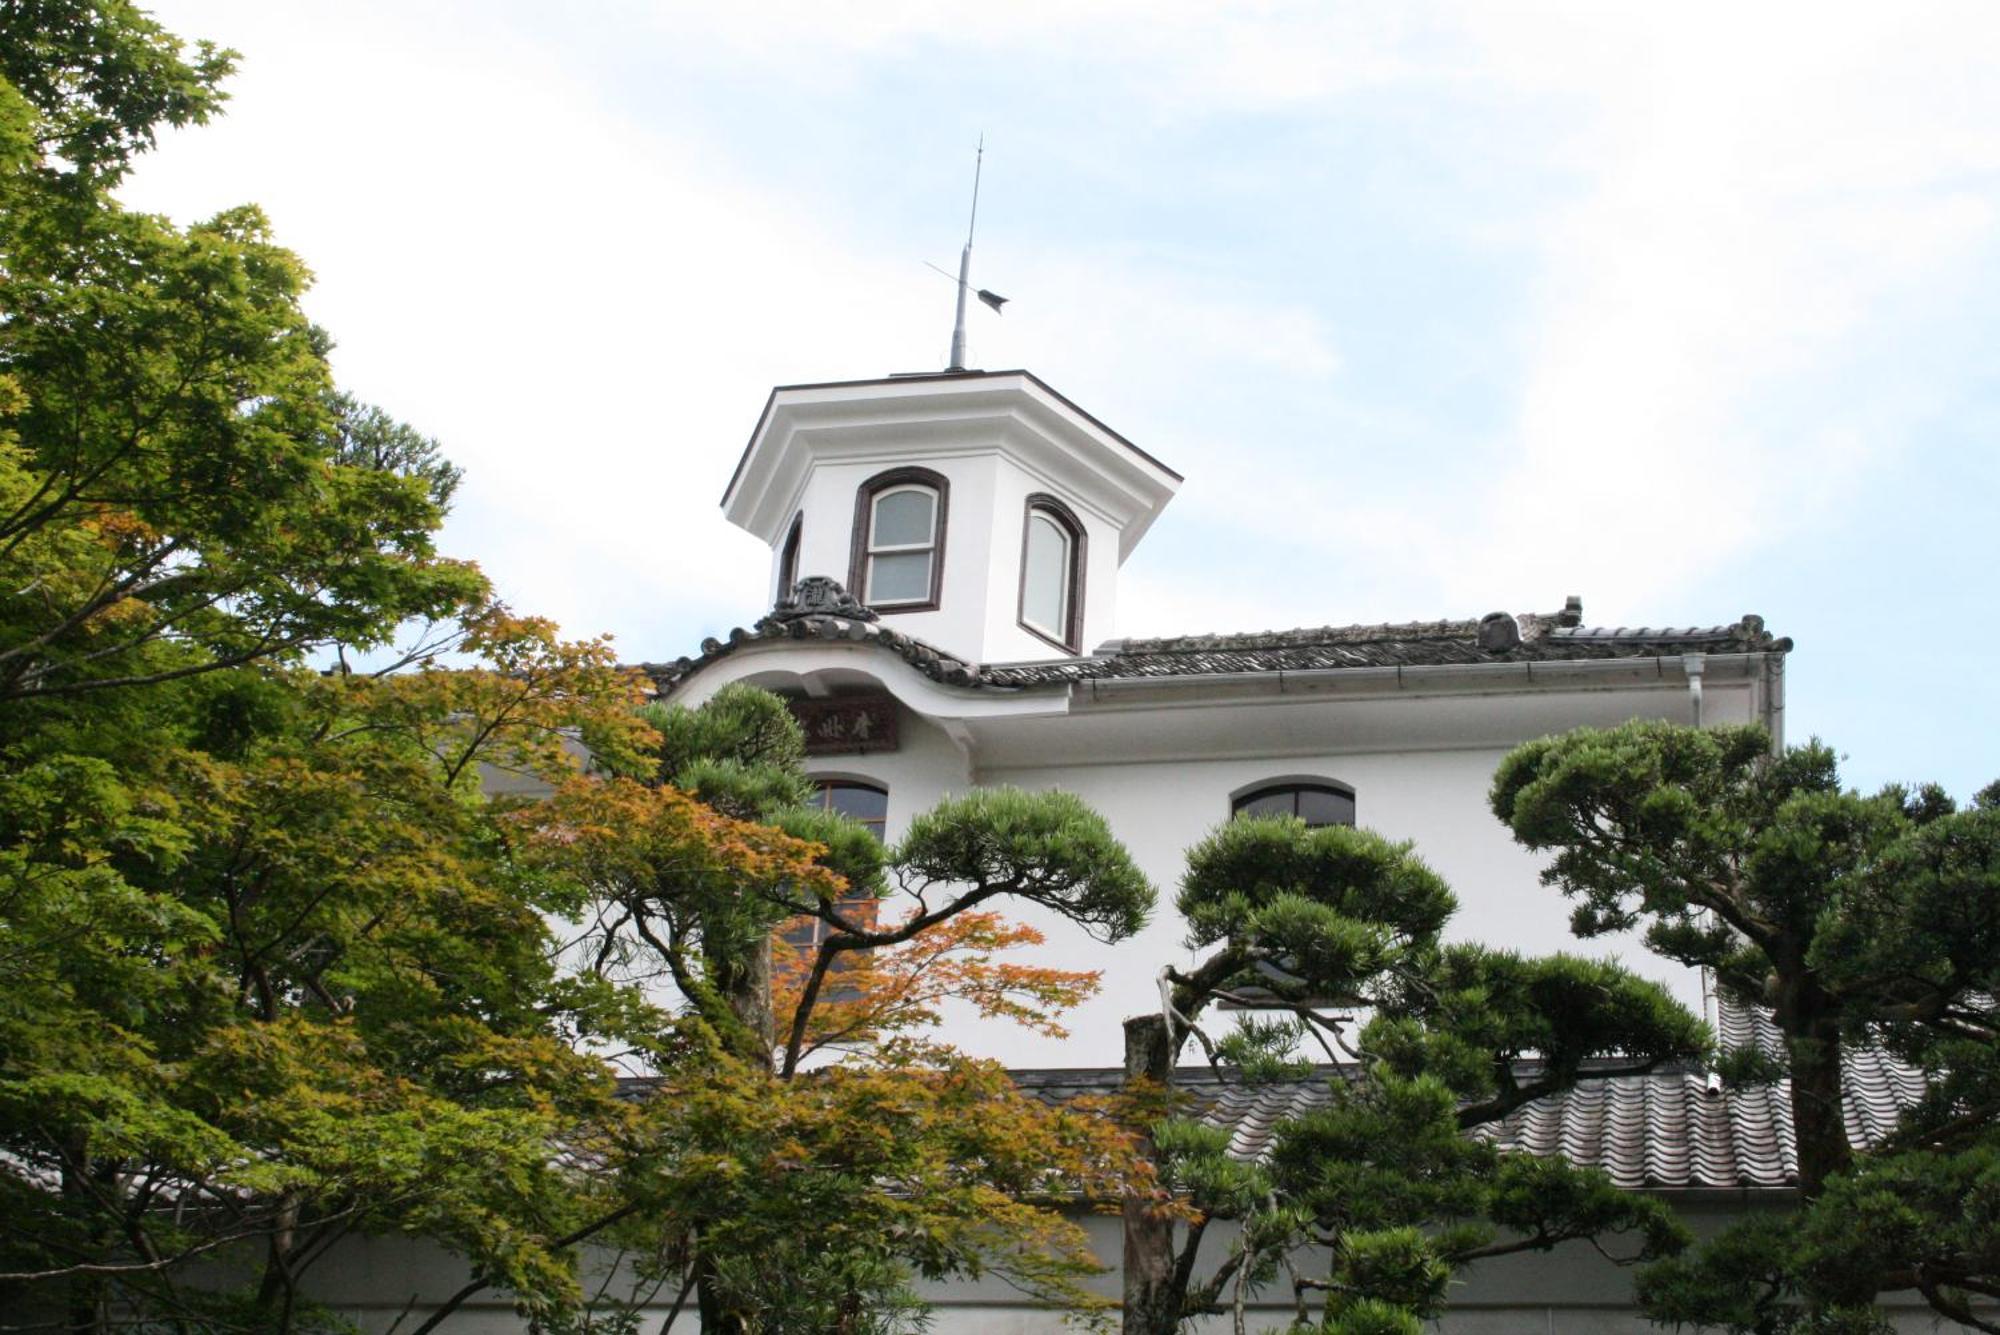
[776,512,803,600]
[811,778,887,842]
[1231,780,1356,828]
[781,779,888,954]
[850,468,947,612]
[1018,494,1086,652]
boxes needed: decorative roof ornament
[766,575,878,624]
[1477,612,1522,653]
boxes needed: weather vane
[938,135,1007,372]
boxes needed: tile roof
[1011,1003,1922,1193]
[644,591,1792,695]
[611,997,1916,1193]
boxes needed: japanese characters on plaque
[790,696,899,756]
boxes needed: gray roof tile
[1009,1000,1916,1192]
[645,592,1792,694]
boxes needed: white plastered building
[654,367,1790,1072]
[322,369,1970,1332]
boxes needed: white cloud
[122,0,2000,652]
[1432,4,2000,613]
[1105,2,2000,626]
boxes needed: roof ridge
[1115,615,1499,654]
[644,586,1791,694]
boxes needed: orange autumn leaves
[526,772,846,910]
[774,910,1102,1061]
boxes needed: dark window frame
[848,466,949,613]
[1230,779,1357,828]
[1016,493,1087,653]
[810,776,888,841]
[780,778,890,955]
[776,511,803,601]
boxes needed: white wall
[767,447,1119,666]
[306,1202,1979,1333]
[933,675,1762,1069]
[972,743,1691,1070]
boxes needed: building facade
[654,367,1790,1071]
[321,368,1966,1332]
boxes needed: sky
[120,1,2000,800]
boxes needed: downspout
[1757,649,1786,753]
[1702,966,1723,1096]
[1685,650,1723,1092]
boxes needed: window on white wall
[851,468,947,611]
[812,779,887,841]
[1232,781,1356,828]
[780,779,888,956]
[1018,494,1086,652]
[777,512,803,599]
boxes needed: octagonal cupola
[719,370,1180,666]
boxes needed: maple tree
[1,9,1162,1330]
[772,909,1098,1064]
[0,7,682,1328]
[0,598,685,1330]
[1492,721,2000,1333]
[1118,813,1705,1334]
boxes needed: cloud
[1100,3,2000,627]
[1434,4,2000,614]
[124,0,1371,650]
[123,0,2000,655]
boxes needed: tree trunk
[1123,1013,1182,1335]
[61,1140,105,1333]
[726,936,776,1066]
[694,1247,749,1334]
[703,934,776,1326]
[254,1190,303,1333]
[1773,975,1853,1199]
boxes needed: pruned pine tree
[1492,721,2000,1333]
[1121,814,1705,1334]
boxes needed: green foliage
[645,683,809,803]
[0,0,234,193]
[0,626,659,1328]
[1493,720,2000,1331]
[1311,1297,1425,1335]
[1334,1228,1451,1316]
[326,388,463,506]
[1152,1118,1273,1221]
[629,1040,1132,1332]
[770,801,888,902]
[1212,1015,1315,1083]
[0,10,666,1328]
[1369,947,1710,1116]
[1178,815,1453,954]
[895,786,1152,942]
[1127,810,1705,1333]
